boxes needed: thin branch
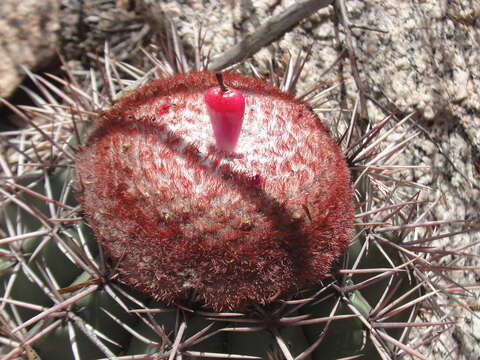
[209,0,334,70]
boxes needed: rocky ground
[1,0,478,358]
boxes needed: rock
[0,0,60,99]
[349,0,480,163]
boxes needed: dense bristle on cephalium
[75,71,354,311]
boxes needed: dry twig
[209,0,334,71]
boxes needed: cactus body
[75,71,354,312]
[0,49,472,360]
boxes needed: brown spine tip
[215,72,228,92]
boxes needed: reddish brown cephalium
[75,71,354,311]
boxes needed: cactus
[0,24,477,360]
[75,70,355,312]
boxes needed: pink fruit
[75,71,354,311]
[204,73,245,152]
